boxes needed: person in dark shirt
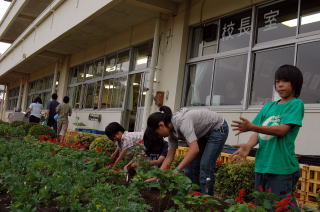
[46,93,60,132]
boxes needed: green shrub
[215,161,255,200]
[18,122,37,134]
[0,124,26,137]
[89,137,116,152]
[10,120,26,128]
[28,125,56,138]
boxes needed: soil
[0,190,10,212]
[140,188,175,212]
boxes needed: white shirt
[29,103,43,118]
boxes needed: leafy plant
[89,137,116,153]
[28,125,56,138]
[0,123,26,137]
[18,122,37,134]
[215,161,255,200]
[76,133,96,148]
[10,120,26,128]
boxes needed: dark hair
[144,127,165,156]
[33,96,42,104]
[147,106,173,130]
[63,96,69,103]
[105,122,125,140]
[275,65,303,97]
[52,93,58,100]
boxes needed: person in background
[27,96,43,124]
[46,93,60,132]
[56,96,72,142]
[105,122,143,168]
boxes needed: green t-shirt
[252,98,304,175]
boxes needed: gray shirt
[168,108,224,150]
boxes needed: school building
[0,0,319,155]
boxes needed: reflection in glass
[299,0,320,34]
[219,10,252,52]
[185,61,213,106]
[190,27,202,58]
[250,46,295,105]
[116,51,130,73]
[212,55,247,105]
[84,83,96,108]
[85,63,94,80]
[94,58,104,78]
[134,42,152,70]
[297,41,320,103]
[256,0,298,43]
[101,79,112,109]
[105,56,117,75]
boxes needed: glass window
[105,55,117,75]
[93,82,101,109]
[212,55,248,105]
[185,60,213,106]
[111,77,127,108]
[250,46,295,105]
[68,85,82,109]
[133,42,152,70]
[69,67,78,84]
[219,10,252,52]
[85,62,94,80]
[101,79,112,109]
[84,83,96,108]
[256,0,299,43]
[116,51,130,73]
[296,41,320,104]
[299,0,320,34]
[94,58,104,78]
[202,23,218,55]
[77,65,85,82]
[190,27,203,58]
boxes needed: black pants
[47,118,57,132]
[29,115,40,123]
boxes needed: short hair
[275,65,303,97]
[105,122,125,140]
[33,96,42,104]
[63,96,69,103]
[52,93,58,100]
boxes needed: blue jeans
[184,120,229,195]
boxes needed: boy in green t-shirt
[231,65,304,203]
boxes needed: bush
[215,161,255,200]
[76,133,96,147]
[10,120,26,128]
[89,137,116,153]
[0,124,26,138]
[28,125,56,138]
[18,122,37,134]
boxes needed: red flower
[267,187,272,193]
[202,199,208,203]
[95,147,102,153]
[137,140,144,144]
[190,191,202,196]
[274,194,292,212]
[216,160,225,166]
[83,159,89,162]
[109,162,114,167]
[248,202,257,208]
[235,188,246,203]
[258,186,263,192]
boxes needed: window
[116,51,130,73]
[27,75,54,109]
[250,46,295,105]
[94,58,104,78]
[7,87,19,111]
[185,61,213,106]
[219,10,252,52]
[212,55,248,105]
[105,55,117,75]
[101,77,127,109]
[85,62,94,80]
[296,41,320,103]
[84,83,96,109]
[256,0,299,43]
[133,42,152,70]
[67,85,82,109]
[299,0,320,34]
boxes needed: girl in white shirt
[27,96,43,123]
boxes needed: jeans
[184,120,229,195]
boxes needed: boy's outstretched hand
[231,117,253,136]
[231,144,251,162]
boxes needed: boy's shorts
[57,120,68,136]
[255,170,300,199]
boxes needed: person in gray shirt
[145,106,228,195]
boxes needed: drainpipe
[141,17,160,131]
[16,79,23,111]
[0,85,7,120]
